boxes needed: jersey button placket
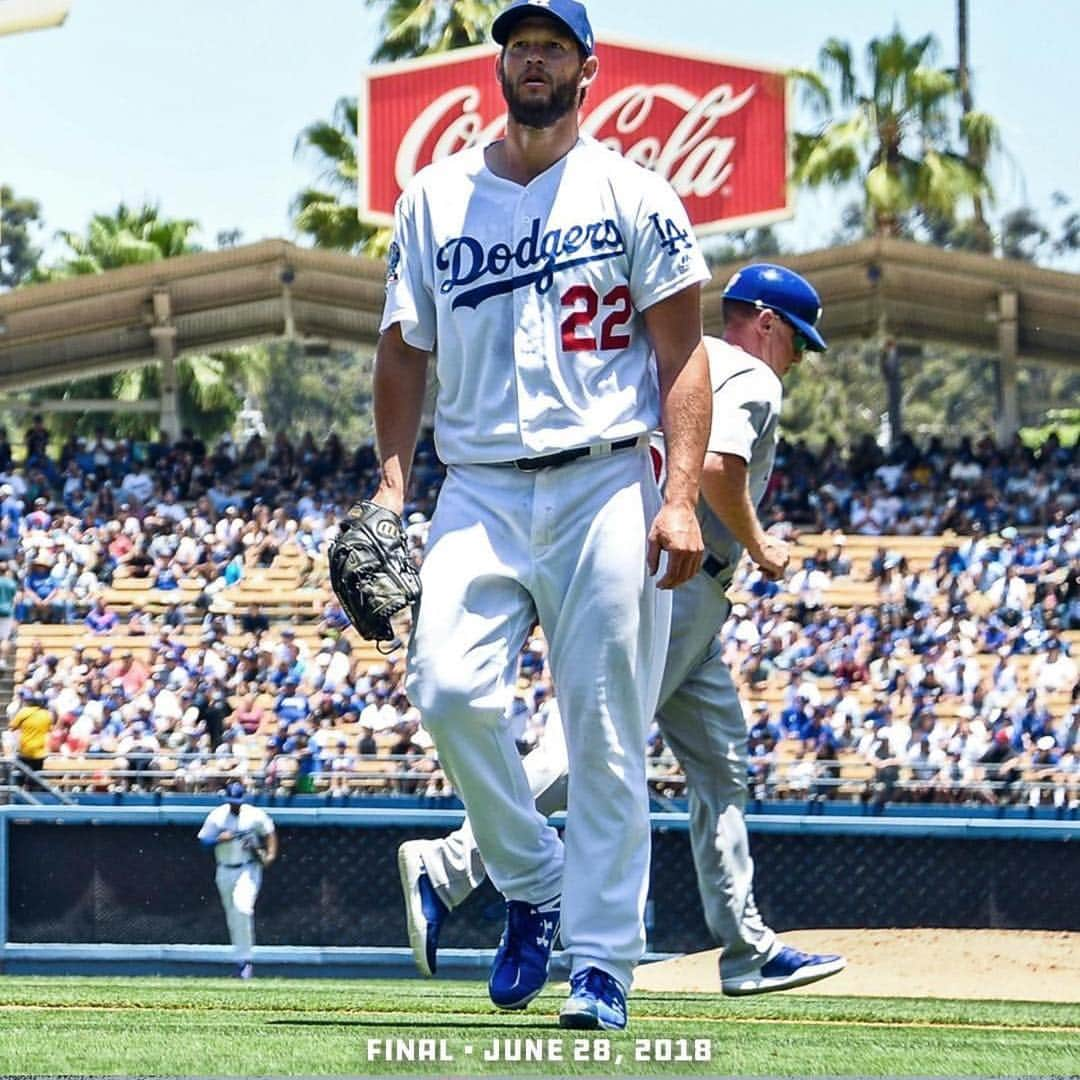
[513,194,542,454]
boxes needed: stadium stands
[1,422,1076,808]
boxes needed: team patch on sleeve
[385,240,402,285]
[647,212,695,262]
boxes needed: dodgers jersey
[197,803,275,867]
[699,337,784,581]
[380,136,710,465]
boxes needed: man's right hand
[748,533,790,581]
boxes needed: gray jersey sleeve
[697,339,784,576]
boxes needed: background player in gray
[197,780,277,979]
[399,264,846,995]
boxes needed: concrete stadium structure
[1,236,1078,443]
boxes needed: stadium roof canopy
[0,235,1077,436]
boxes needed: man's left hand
[647,501,704,589]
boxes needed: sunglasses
[765,308,809,354]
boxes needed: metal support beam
[995,289,1019,447]
[0,397,160,414]
[150,289,180,441]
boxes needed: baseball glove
[328,501,422,648]
[241,833,270,866]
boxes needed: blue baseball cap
[722,263,828,351]
[492,0,594,56]
[223,780,247,803]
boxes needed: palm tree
[292,96,380,254]
[292,0,502,254]
[791,28,998,444]
[32,204,262,440]
[792,28,994,240]
[0,184,43,289]
[368,0,501,62]
[38,203,200,278]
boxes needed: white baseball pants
[215,862,262,964]
[417,569,776,977]
[407,449,669,991]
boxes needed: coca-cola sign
[360,38,791,235]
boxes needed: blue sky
[3,0,1077,266]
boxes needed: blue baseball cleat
[559,966,628,1030]
[397,841,450,977]
[721,944,846,996]
[488,896,560,1010]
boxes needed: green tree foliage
[35,202,201,279]
[29,204,261,440]
[779,342,1078,451]
[292,96,381,254]
[1000,193,1080,264]
[292,1,502,254]
[367,0,502,62]
[790,27,1003,446]
[0,185,44,289]
[792,28,995,241]
[258,342,375,444]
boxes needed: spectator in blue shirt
[21,555,67,623]
[275,679,311,726]
[85,597,119,635]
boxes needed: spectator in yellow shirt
[10,691,54,788]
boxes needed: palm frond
[960,110,999,158]
[865,161,913,218]
[788,67,832,117]
[917,150,991,217]
[818,37,856,104]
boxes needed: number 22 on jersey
[560,284,634,353]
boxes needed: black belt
[221,862,254,869]
[511,436,644,472]
[702,553,731,580]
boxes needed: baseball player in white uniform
[372,0,711,1030]
[399,265,847,995]
[197,780,278,979]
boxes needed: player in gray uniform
[197,780,278,979]
[399,264,846,995]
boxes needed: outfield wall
[1,806,1077,974]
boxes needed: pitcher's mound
[634,929,1080,1002]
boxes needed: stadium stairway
[0,661,14,724]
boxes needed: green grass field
[0,976,1076,1076]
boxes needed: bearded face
[498,54,583,129]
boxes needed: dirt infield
[634,929,1080,1003]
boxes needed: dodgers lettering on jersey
[698,337,783,579]
[381,136,710,465]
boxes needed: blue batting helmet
[722,263,827,351]
[223,780,247,803]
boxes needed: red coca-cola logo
[362,39,790,234]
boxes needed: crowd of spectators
[1,416,1077,808]
[766,430,1077,536]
